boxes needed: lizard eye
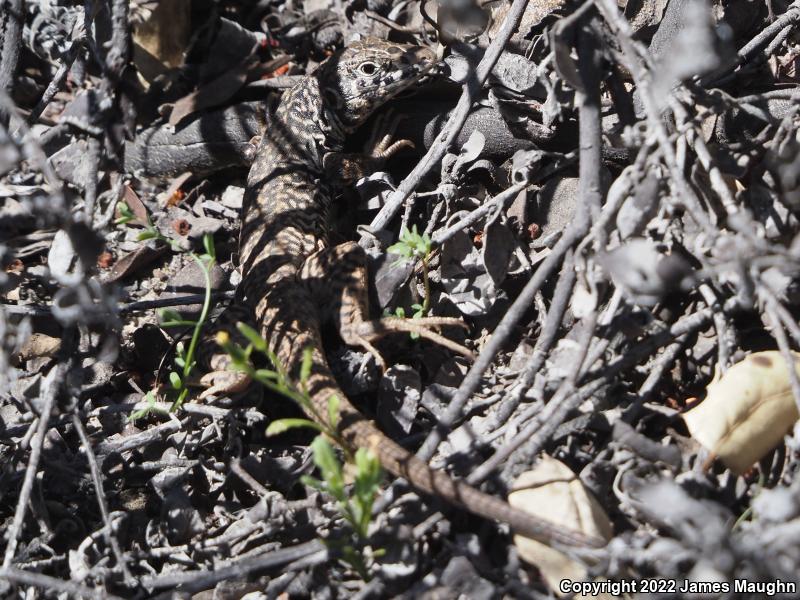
[359,62,378,75]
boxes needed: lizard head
[317,39,437,130]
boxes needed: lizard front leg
[323,111,415,185]
[300,241,475,369]
[197,303,256,399]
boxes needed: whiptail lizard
[204,38,604,549]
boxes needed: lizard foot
[324,111,415,183]
[365,111,415,161]
[243,134,263,164]
[302,242,475,367]
[198,370,252,400]
[352,316,475,366]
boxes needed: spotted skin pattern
[210,39,603,549]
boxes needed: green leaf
[129,390,158,421]
[300,347,314,385]
[327,394,340,430]
[311,436,344,498]
[224,340,251,366]
[203,234,216,260]
[355,447,375,476]
[350,501,366,536]
[265,348,289,384]
[161,320,197,328]
[158,308,189,327]
[128,407,148,421]
[169,371,182,390]
[387,242,411,257]
[115,203,135,225]
[158,308,181,322]
[253,368,280,382]
[137,229,159,241]
[266,418,324,436]
[237,322,268,353]
[354,448,382,499]
[312,436,339,475]
[390,224,432,260]
[174,356,186,368]
[341,545,369,580]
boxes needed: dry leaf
[12,334,61,365]
[158,172,193,207]
[168,66,251,128]
[102,244,168,283]
[97,251,115,269]
[682,351,800,475]
[509,456,613,597]
[132,0,192,83]
[122,184,149,224]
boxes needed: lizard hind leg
[301,241,475,369]
[197,303,256,399]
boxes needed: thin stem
[182,254,214,382]
[2,362,65,568]
[72,413,133,583]
[0,0,23,127]
[421,255,431,315]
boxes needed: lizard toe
[198,370,252,399]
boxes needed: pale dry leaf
[453,130,485,174]
[12,333,61,365]
[48,230,78,280]
[509,455,613,597]
[682,351,800,475]
[599,239,692,306]
[122,184,149,224]
[482,213,514,287]
[132,0,192,82]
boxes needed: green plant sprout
[302,436,384,578]
[114,201,137,226]
[218,326,385,579]
[118,200,217,418]
[387,225,434,337]
[733,471,766,531]
[217,323,369,462]
[122,192,385,577]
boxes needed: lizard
[202,38,605,550]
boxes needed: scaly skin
[219,39,604,549]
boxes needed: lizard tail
[252,284,604,549]
[304,366,605,549]
[346,414,605,548]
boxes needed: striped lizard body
[208,39,603,549]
